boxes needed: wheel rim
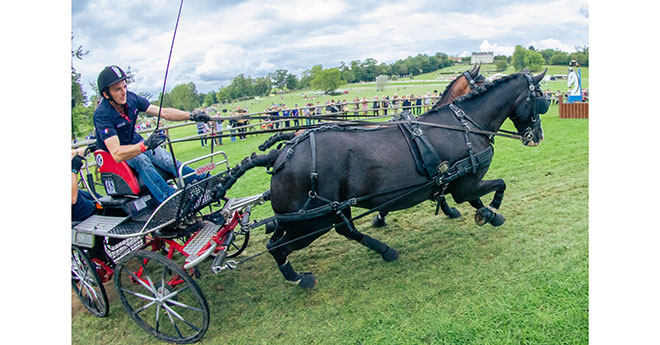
[71,246,109,317]
[114,251,209,344]
[226,230,249,258]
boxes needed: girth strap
[397,111,443,178]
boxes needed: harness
[267,108,494,227]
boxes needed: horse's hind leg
[371,211,388,228]
[438,195,462,219]
[266,223,322,289]
[337,209,398,262]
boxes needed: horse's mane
[450,73,521,105]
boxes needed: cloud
[72,0,589,96]
[196,44,276,81]
[526,38,579,52]
[478,40,515,56]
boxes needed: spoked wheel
[226,229,250,258]
[114,250,209,344]
[71,246,109,317]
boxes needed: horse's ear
[532,68,548,84]
[473,63,482,77]
[522,67,530,74]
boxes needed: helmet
[97,65,128,98]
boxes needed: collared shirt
[93,91,151,151]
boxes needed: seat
[94,150,173,197]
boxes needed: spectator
[415,93,423,115]
[382,96,390,116]
[353,97,360,116]
[196,120,209,147]
[372,96,380,116]
[424,91,432,111]
[214,116,223,146]
[315,101,322,123]
[361,97,368,116]
[235,106,248,141]
[228,111,237,142]
[392,93,399,112]
[292,104,300,127]
[402,95,411,113]
[304,103,312,125]
[282,104,290,127]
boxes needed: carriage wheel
[71,246,109,317]
[225,229,250,258]
[114,250,209,344]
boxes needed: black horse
[217,70,548,289]
[256,64,486,226]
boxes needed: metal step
[73,215,129,235]
[183,222,222,265]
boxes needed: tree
[285,73,298,90]
[549,51,570,65]
[512,45,527,71]
[254,76,272,96]
[271,69,288,89]
[202,92,217,107]
[375,75,389,91]
[169,82,198,111]
[524,50,545,72]
[512,45,545,72]
[311,68,345,94]
[495,60,508,72]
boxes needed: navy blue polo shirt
[93,91,151,151]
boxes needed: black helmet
[97,65,128,98]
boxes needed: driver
[93,65,211,202]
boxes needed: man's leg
[126,152,174,202]
[148,147,204,184]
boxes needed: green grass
[72,78,588,344]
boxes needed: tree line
[71,42,588,139]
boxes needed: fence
[558,95,589,119]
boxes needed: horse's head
[510,68,549,146]
[435,63,485,108]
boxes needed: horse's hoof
[490,213,506,226]
[475,207,494,226]
[447,207,462,219]
[372,214,387,228]
[298,273,317,289]
[381,247,399,262]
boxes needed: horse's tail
[259,132,297,151]
[214,149,281,199]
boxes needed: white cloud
[478,40,515,56]
[526,38,578,52]
[196,44,276,81]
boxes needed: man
[93,65,211,202]
[72,148,98,222]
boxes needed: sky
[71,0,588,100]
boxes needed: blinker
[536,97,549,114]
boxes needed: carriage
[71,148,265,344]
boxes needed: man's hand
[72,155,84,174]
[190,111,210,122]
[144,131,168,151]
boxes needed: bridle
[463,71,485,88]
[518,73,547,145]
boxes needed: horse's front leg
[473,178,506,226]
[454,178,506,227]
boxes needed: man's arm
[104,135,143,163]
[145,104,191,121]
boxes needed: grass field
[71,71,588,344]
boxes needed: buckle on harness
[437,161,449,174]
